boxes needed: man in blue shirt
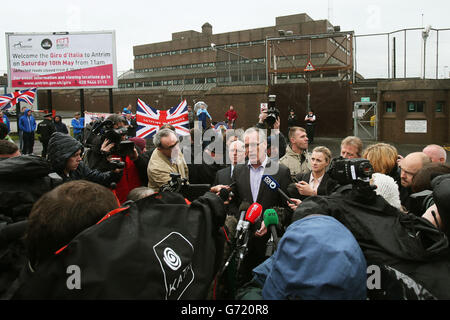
[71,112,84,142]
[18,108,36,155]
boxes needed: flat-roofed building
[118,13,353,90]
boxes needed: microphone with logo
[235,201,251,239]
[263,208,279,257]
[236,202,263,270]
[262,175,295,205]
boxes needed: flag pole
[15,90,20,135]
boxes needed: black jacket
[213,166,233,186]
[12,192,226,299]
[0,155,60,221]
[53,116,68,134]
[36,119,56,142]
[47,132,122,188]
[228,160,291,285]
[287,171,338,200]
[292,188,450,299]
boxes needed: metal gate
[353,102,377,140]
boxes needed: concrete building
[118,13,352,90]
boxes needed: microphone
[235,201,251,238]
[262,175,294,204]
[263,209,279,256]
[237,202,263,270]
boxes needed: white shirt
[248,156,269,202]
[309,173,324,193]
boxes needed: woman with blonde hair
[289,146,337,200]
[363,143,400,185]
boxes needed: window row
[119,77,218,88]
[135,58,266,73]
[134,40,266,60]
[118,73,267,88]
[384,101,445,113]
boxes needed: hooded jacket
[53,115,68,134]
[47,132,122,188]
[252,215,367,300]
[18,109,36,133]
[0,155,58,221]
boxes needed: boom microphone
[262,175,294,204]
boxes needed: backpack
[13,192,226,299]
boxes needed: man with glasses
[147,128,188,190]
[212,127,291,285]
[398,152,431,213]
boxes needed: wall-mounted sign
[405,120,427,133]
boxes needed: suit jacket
[230,159,292,217]
[213,165,233,186]
[228,159,291,285]
[287,171,337,200]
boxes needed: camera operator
[255,95,287,159]
[47,132,123,188]
[147,128,189,190]
[83,114,149,203]
[291,157,450,299]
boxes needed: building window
[207,77,216,83]
[436,101,445,113]
[173,79,183,85]
[135,82,143,87]
[126,83,134,88]
[195,78,205,84]
[144,82,152,87]
[184,79,193,85]
[153,81,161,87]
[407,101,425,113]
[384,101,396,113]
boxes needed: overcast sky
[1,0,449,79]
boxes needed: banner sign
[6,31,117,89]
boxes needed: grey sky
[1,0,449,79]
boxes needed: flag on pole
[0,88,37,110]
[136,98,189,138]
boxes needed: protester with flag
[18,109,36,155]
[135,99,189,139]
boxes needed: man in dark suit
[213,140,245,186]
[212,127,291,285]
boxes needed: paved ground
[21,135,447,160]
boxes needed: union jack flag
[135,98,189,138]
[0,88,37,110]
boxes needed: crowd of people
[0,102,449,300]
